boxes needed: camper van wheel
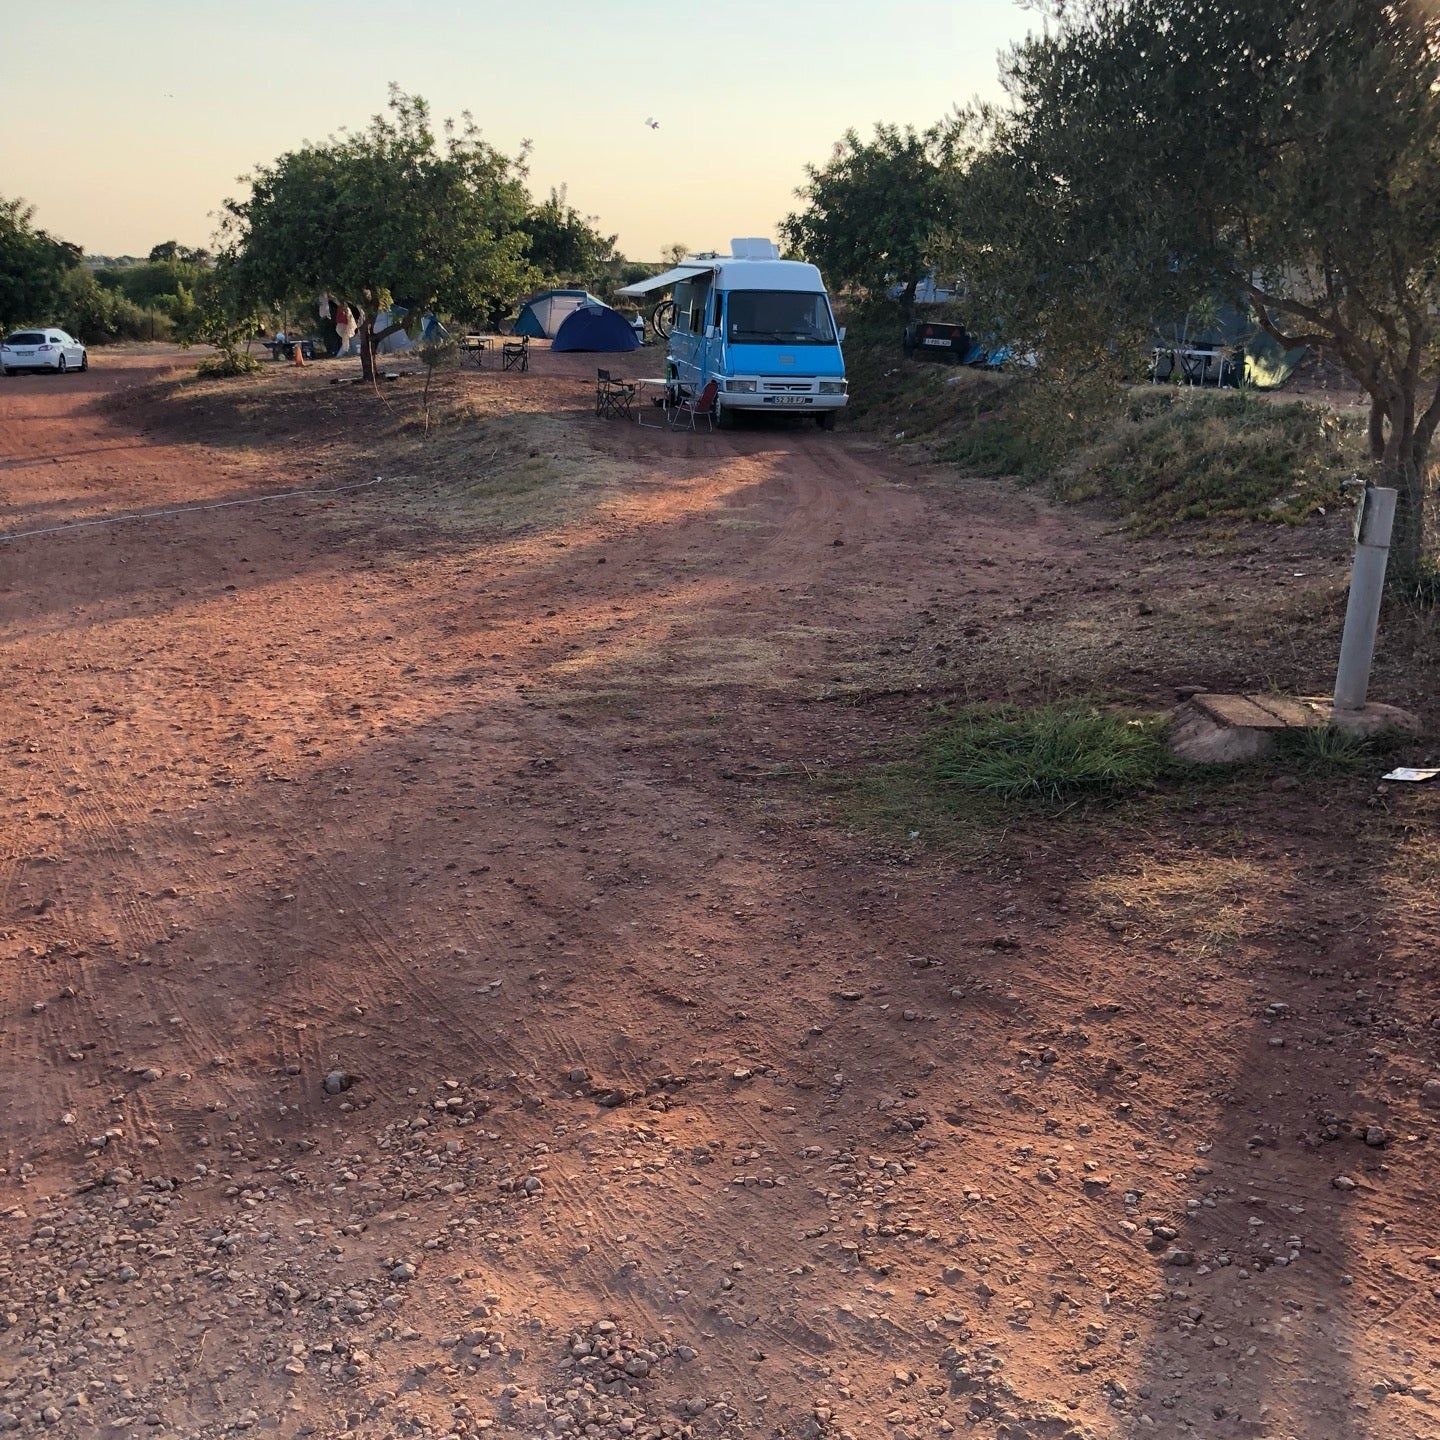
[716,404,736,431]
[816,411,838,431]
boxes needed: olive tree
[222,89,534,380]
[960,0,1440,571]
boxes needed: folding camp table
[632,378,670,427]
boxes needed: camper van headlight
[727,378,757,393]
[818,380,848,395]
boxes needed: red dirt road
[1,349,1437,1440]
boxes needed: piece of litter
[1381,767,1440,783]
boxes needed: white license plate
[767,395,811,406]
[923,337,951,347]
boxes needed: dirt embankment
[1,348,1437,1440]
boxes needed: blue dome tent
[513,288,604,339]
[551,303,641,354]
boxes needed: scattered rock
[323,1070,352,1096]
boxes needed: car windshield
[727,291,836,346]
[5,332,46,345]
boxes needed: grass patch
[926,703,1169,809]
[835,700,1412,853]
[1273,723,1399,775]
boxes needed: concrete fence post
[1333,485,1397,715]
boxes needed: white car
[1,328,88,376]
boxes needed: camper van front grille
[759,378,816,394]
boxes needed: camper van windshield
[727,291,836,346]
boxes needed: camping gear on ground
[502,335,530,372]
[460,335,490,368]
[1149,344,1243,387]
[669,378,719,431]
[595,369,636,420]
[618,238,847,429]
[554,304,642,354]
[513,288,606,339]
[1152,301,1305,389]
[265,338,318,361]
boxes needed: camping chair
[502,334,530,372]
[595,368,636,420]
[668,379,719,432]
[460,335,489,369]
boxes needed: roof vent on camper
[730,237,781,260]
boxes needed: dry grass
[120,362,626,541]
[1087,852,1273,953]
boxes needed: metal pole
[1333,485,1397,715]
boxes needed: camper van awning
[615,264,715,299]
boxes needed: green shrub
[58,269,167,343]
[196,350,261,377]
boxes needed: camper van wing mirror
[837,326,847,342]
[706,324,717,339]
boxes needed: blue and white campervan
[617,238,848,428]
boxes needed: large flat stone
[1171,693,1419,763]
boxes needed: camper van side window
[712,292,723,329]
[690,287,707,336]
[673,282,692,334]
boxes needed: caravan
[618,238,847,428]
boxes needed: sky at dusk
[5,0,1036,261]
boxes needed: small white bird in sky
[644,117,660,130]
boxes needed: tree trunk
[900,275,920,320]
[359,321,376,382]
[1365,378,1428,577]
[1381,435,1428,577]
[1368,398,1387,460]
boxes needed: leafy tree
[781,122,961,314]
[0,196,75,331]
[58,268,153,342]
[177,262,263,376]
[660,243,690,267]
[221,88,535,379]
[525,187,615,284]
[97,257,206,308]
[961,0,1440,571]
[148,240,211,264]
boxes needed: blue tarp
[551,303,641,354]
